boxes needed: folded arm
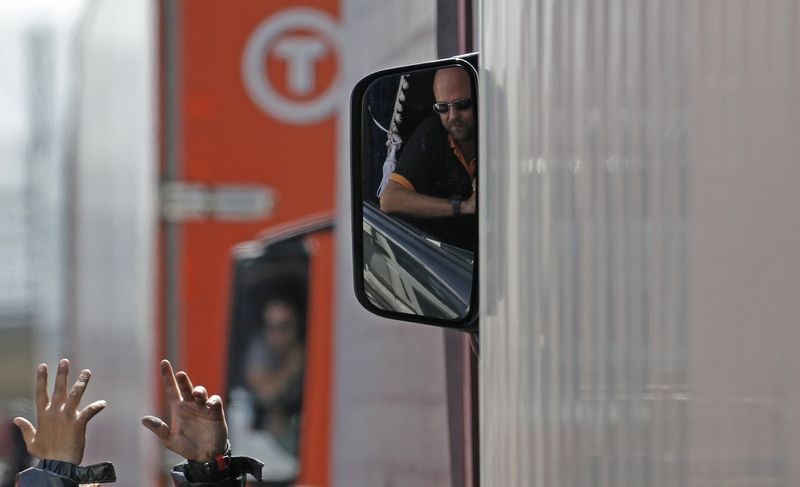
[380,181,475,217]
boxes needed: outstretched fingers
[65,369,92,413]
[141,415,171,442]
[205,395,224,420]
[35,363,49,412]
[175,371,195,403]
[191,386,209,407]
[51,359,70,406]
[160,360,182,403]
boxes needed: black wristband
[450,195,462,216]
[184,441,234,483]
[38,459,117,484]
[178,445,263,485]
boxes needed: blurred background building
[0,0,82,424]
[0,2,86,482]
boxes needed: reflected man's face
[433,67,475,144]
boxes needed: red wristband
[215,453,229,472]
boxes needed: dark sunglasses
[432,97,473,114]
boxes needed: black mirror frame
[350,53,479,332]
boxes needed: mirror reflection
[360,65,477,321]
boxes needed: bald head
[433,67,472,99]
[432,67,475,143]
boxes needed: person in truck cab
[379,66,477,250]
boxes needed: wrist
[184,435,229,463]
[35,446,82,465]
[184,440,233,483]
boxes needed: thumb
[13,417,36,449]
[141,415,171,441]
[77,400,107,426]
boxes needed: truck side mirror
[350,54,479,331]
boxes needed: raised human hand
[13,359,107,464]
[141,360,228,462]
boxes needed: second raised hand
[141,360,229,462]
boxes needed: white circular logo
[242,8,341,125]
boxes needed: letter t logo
[273,37,328,96]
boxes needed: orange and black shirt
[387,117,477,251]
[389,117,476,200]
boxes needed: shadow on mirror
[357,63,477,324]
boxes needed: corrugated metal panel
[481,0,800,485]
